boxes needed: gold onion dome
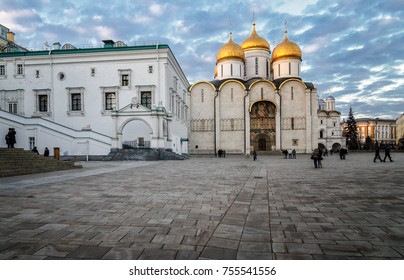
[216,32,245,63]
[272,31,302,62]
[241,23,270,51]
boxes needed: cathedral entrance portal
[250,101,276,152]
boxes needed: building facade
[342,118,397,148]
[318,96,345,152]
[0,40,189,156]
[0,24,28,53]
[189,23,342,155]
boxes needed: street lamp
[375,117,379,146]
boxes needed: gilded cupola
[272,31,302,62]
[241,23,270,51]
[216,32,245,63]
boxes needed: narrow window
[38,95,48,112]
[230,64,233,76]
[291,117,295,130]
[121,74,129,86]
[148,65,153,73]
[230,119,234,131]
[91,68,96,76]
[17,64,23,75]
[255,58,259,75]
[221,65,223,77]
[35,70,40,78]
[278,64,280,76]
[29,137,36,150]
[231,88,233,101]
[291,87,294,100]
[105,92,116,110]
[0,65,5,76]
[320,130,324,138]
[71,93,81,111]
[266,60,269,77]
[289,63,291,75]
[201,89,204,102]
[141,91,152,109]
[261,88,264,100]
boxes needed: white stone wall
[272,58,301,80]
[0,45,189,155]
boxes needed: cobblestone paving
[0,153,403,260]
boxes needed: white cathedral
[189,23,344,155]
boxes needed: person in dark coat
[311,148,320,168]
[5,128,16,148]
[373,146,383,162]
[31,146,39,155]
[252,150,257,161]
[44,147,50,157]
[383,146,393,162]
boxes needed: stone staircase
[103,148,189,161]
[0,148,79,178]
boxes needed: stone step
[0,148,78,178]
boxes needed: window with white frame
[8,102,17,114]
[38,95,48,112]
[141,91,152,109]
[0,64,6,77]
[67,87,85,115]
[148,65,153,73]
[33,89,51,116]
[118,69,131,87]
[17,63,24,75]
[105,92,116,110]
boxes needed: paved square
[0,152,403,259]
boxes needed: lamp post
[375,117,379,146]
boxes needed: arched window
[320,130,324,138]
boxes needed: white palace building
[0,35,190,157]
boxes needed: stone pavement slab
[0,152,404,259]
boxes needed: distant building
[317,96,345,152]
[0,39,189,156]
[342,118,397,148]
[396,113,404,148]
[0,24,28,53]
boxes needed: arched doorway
[121,119,153,149]
[250,101,276,152]
[332,143,342,152]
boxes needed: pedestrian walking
[311,148,320,168]
[383,146,393,162]
[252,150,257,161]
[5,128,16,148]
[292,149,296,159]
[373,146,383,162]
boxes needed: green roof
[0,44,169,58]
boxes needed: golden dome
[272,32,302,62]
[216,32,245,63]
[241,23,270,51]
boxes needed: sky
[1,0,403,119]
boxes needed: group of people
[5,128,16,148]
[282,149,297,159]
[216,149,226,158]
[31,146,50,157]
[374,145,393,162]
